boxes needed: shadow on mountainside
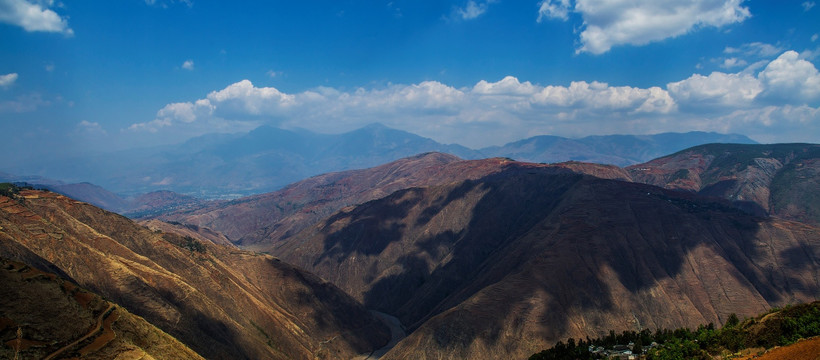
[303,165,820,355]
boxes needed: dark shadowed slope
[272,163,820,360]
[0,189,389,360]
[157,153,632,251]
[628,143,820,226]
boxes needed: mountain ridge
[1,124,755,198]
[270,164,820,359]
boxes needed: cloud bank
[130,50,820,147]
[538,0,750,54]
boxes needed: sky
[1,0,819,162]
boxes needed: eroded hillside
[0,189,389,359]
[272,164,820,359]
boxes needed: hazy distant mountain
[4,124,478,198]
[478,131,757,165]
[1,124,755,199]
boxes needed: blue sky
[1,0,819,162]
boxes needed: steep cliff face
[273,165,820,360]
[0,190,390,360]
[627,143,820,225]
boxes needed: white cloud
[537,0,572,21]
[812,34,819,42]
[455,0,494,20]
[0,73,18,88]
[131,52,820,146]
[803,1,816,11]
[182,60,194,70]
[539,0,751,54]
[667,72,762,107]
[532,80,676,114]
[0,0,73,35]
[266,70,281,78]
[758,51,820,102]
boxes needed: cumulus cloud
[668,72,763,108]
[131,51,820,146]
[182,60,194,70]
[532,80,676,114]
[803,1,816,11]
[0,73,18,88]
[0,0,73,35]
[758,51,820,102]
[538,0,750,54]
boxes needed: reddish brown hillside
[627,143,820,225]
[158,152,633,252]
[0,190,389,360]
[0,258,204,359]
[139,218,236,247]
[272,165,820,360]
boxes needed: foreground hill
[157,153,631,251]
[0,257,204,359]
[271,163,820,359]
[0,188,390,359]
[627,143,820,226]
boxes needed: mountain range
[152,143,820,359]
[0,124,754,199]
[2,142,818,359]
